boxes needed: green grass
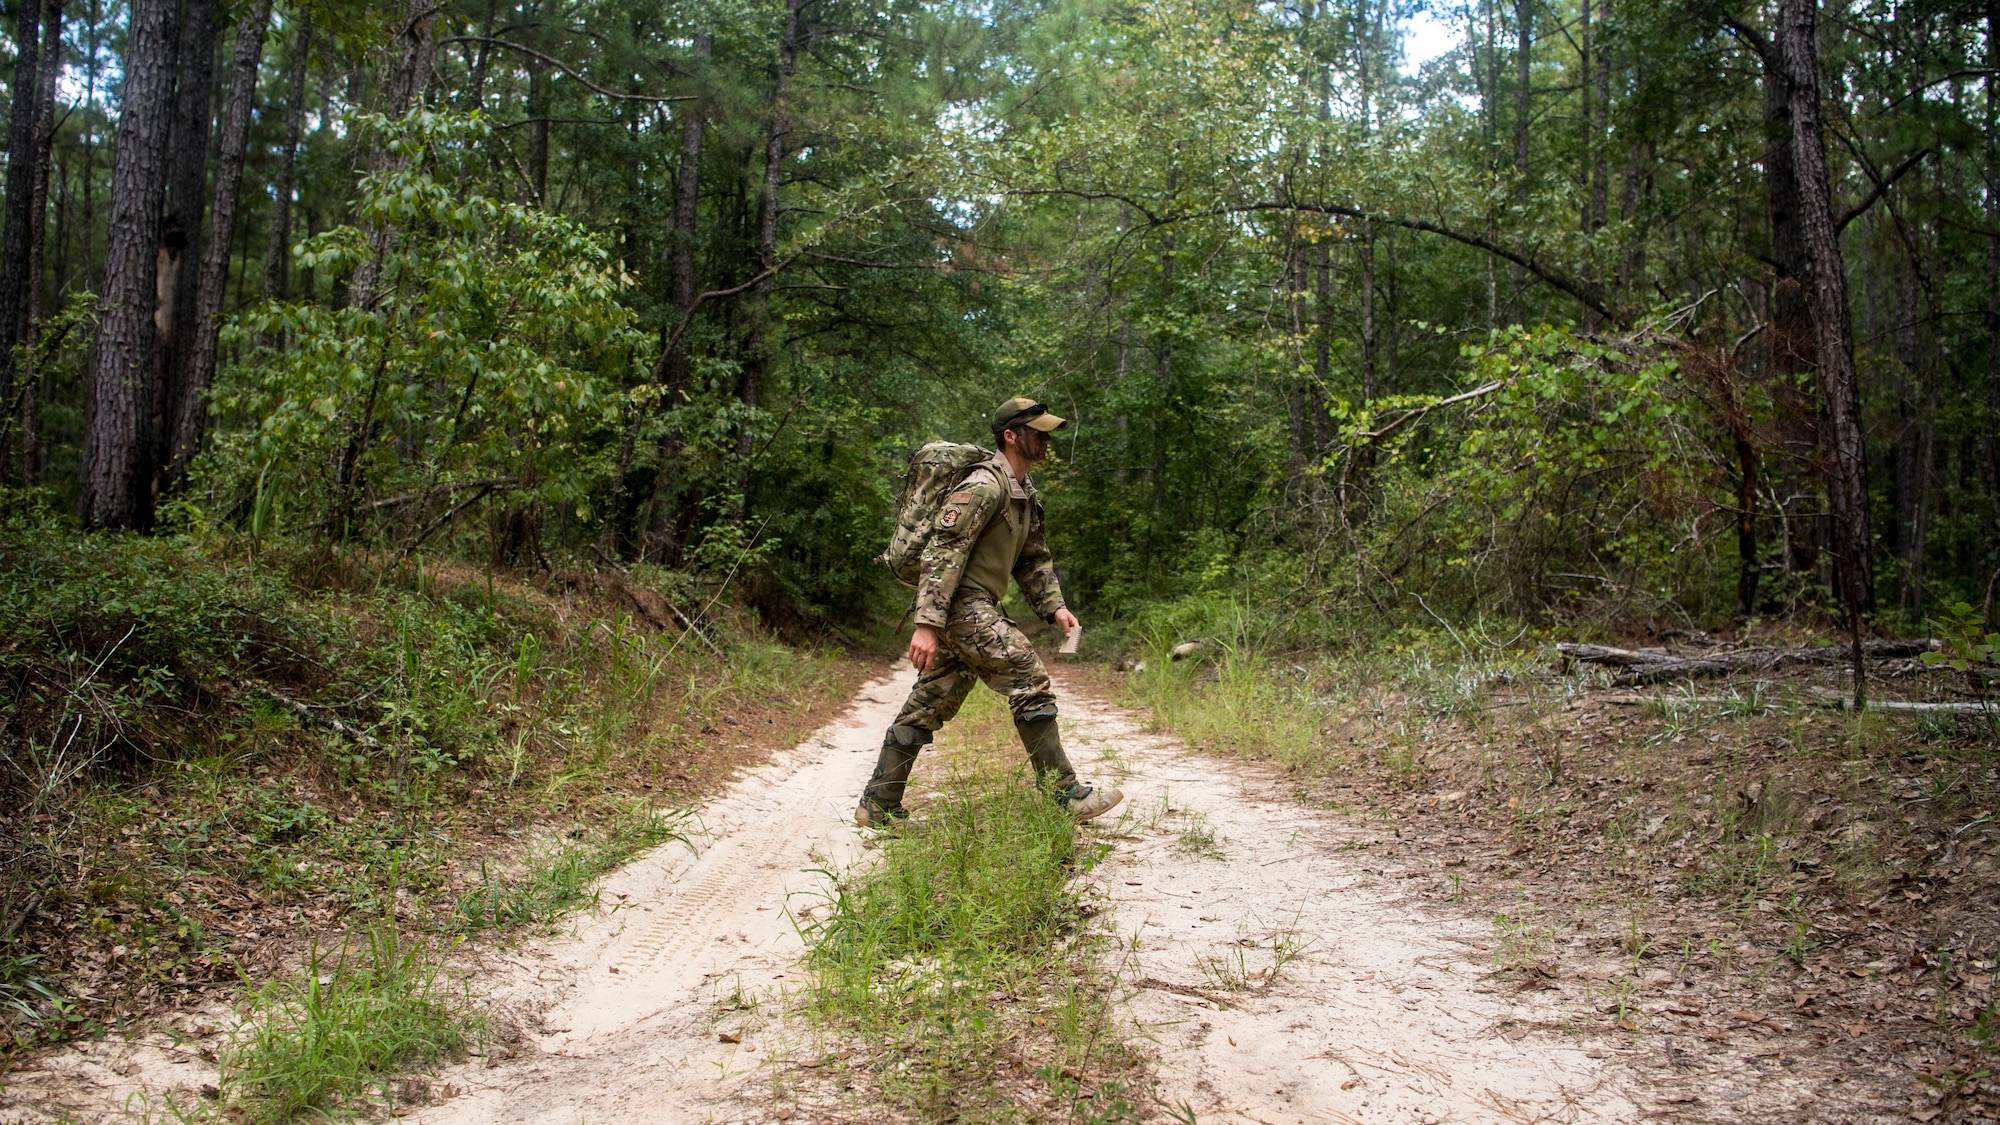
[452,805,691,932]
[1174,811,1226,860]
[800,691,1137,1121]
[1123,643,1327,772]
[219,922,476,1122]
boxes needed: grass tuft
[452,805,691,933]
[221,922,476,1122]
[800,690,1137,1120]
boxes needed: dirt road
[15,665,1668,1123]
[392,665,1650,1124]
[1060,697,1641,1124]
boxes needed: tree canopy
[0,0,1992,640]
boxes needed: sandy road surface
[8,664,1656,1123]
[400,673,913,1124]
[407,665,1644,1124]
[1062,699,1642,1125]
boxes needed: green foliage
[1334,324,1717,619]
[221,922,475,1121]
[452,807,690,933]
[1922,603,2000,675]
[0,511,314,776]
[208,110,642,543]
[0,511,856,1048]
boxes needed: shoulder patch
[938,507,961,528]
[947,491,975,503]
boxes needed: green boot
[1014,715,1124,823]
[855,725,928,827]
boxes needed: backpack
[881,441,995,587]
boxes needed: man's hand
[1054,607,1080,638]
[908,624,940,672]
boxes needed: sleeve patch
[947,491,975,503]
[938,507,961,528]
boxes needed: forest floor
[9,649,1993,1123]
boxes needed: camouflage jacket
[913,452,1066,627]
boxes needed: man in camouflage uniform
[856,397,1124,826]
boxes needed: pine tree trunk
[1986,8,1999,554]
[0,0,47,443]
[734,0,803,519]
[18,0,63,485]
[345,0,436,312]
[168,0,273,483]
[1152,234,1173,516]
[1777,0,1872,698]
[262,11,313,301]
[639,30,711,564]
[1313,238,1333,456]
[526,59,549,204]
[79,5,101,295]
[1510,0,1531,310]
[1312,47,1332,456]
[1760,39,1813,377]
[1578,0,1590,225]
[1591,0,1609,239]
[1580,0,1609,330]
[78,0,181,529]
[153,0,221,494]
[1360,226,1376,405]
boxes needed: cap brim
[1026,412,1066,433]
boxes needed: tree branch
[1352,380,1510,445]
[649,252,807,383]
[435,36,692,103]
[1836,147,1928,231]
[1239,200,1619,324]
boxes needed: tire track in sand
[414,666,1666,1124]
[404,672,907,1124]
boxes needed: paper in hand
[1059,625,1082,656]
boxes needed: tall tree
[16,0,61,484]
[640,29,711,564]
[0,0,48,446]
[153,0,221,493]
[261,10,312,301]
[1510,0,1531,310]
[78,0,181,529]
[734,0,804,517]
[345,0,438,313]
[1777,0,1872,689]
[169,0,275,482]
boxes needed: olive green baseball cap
[991,396,1067,435]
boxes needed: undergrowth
[1105,604,2000,1072]
[800,689,1143,1122]
[0,511,863,1061]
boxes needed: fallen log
[1558,640,1938,685]
[1601,691,1991,715]
[1552,643,1673,667]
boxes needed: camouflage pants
[892,597,1058,732]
